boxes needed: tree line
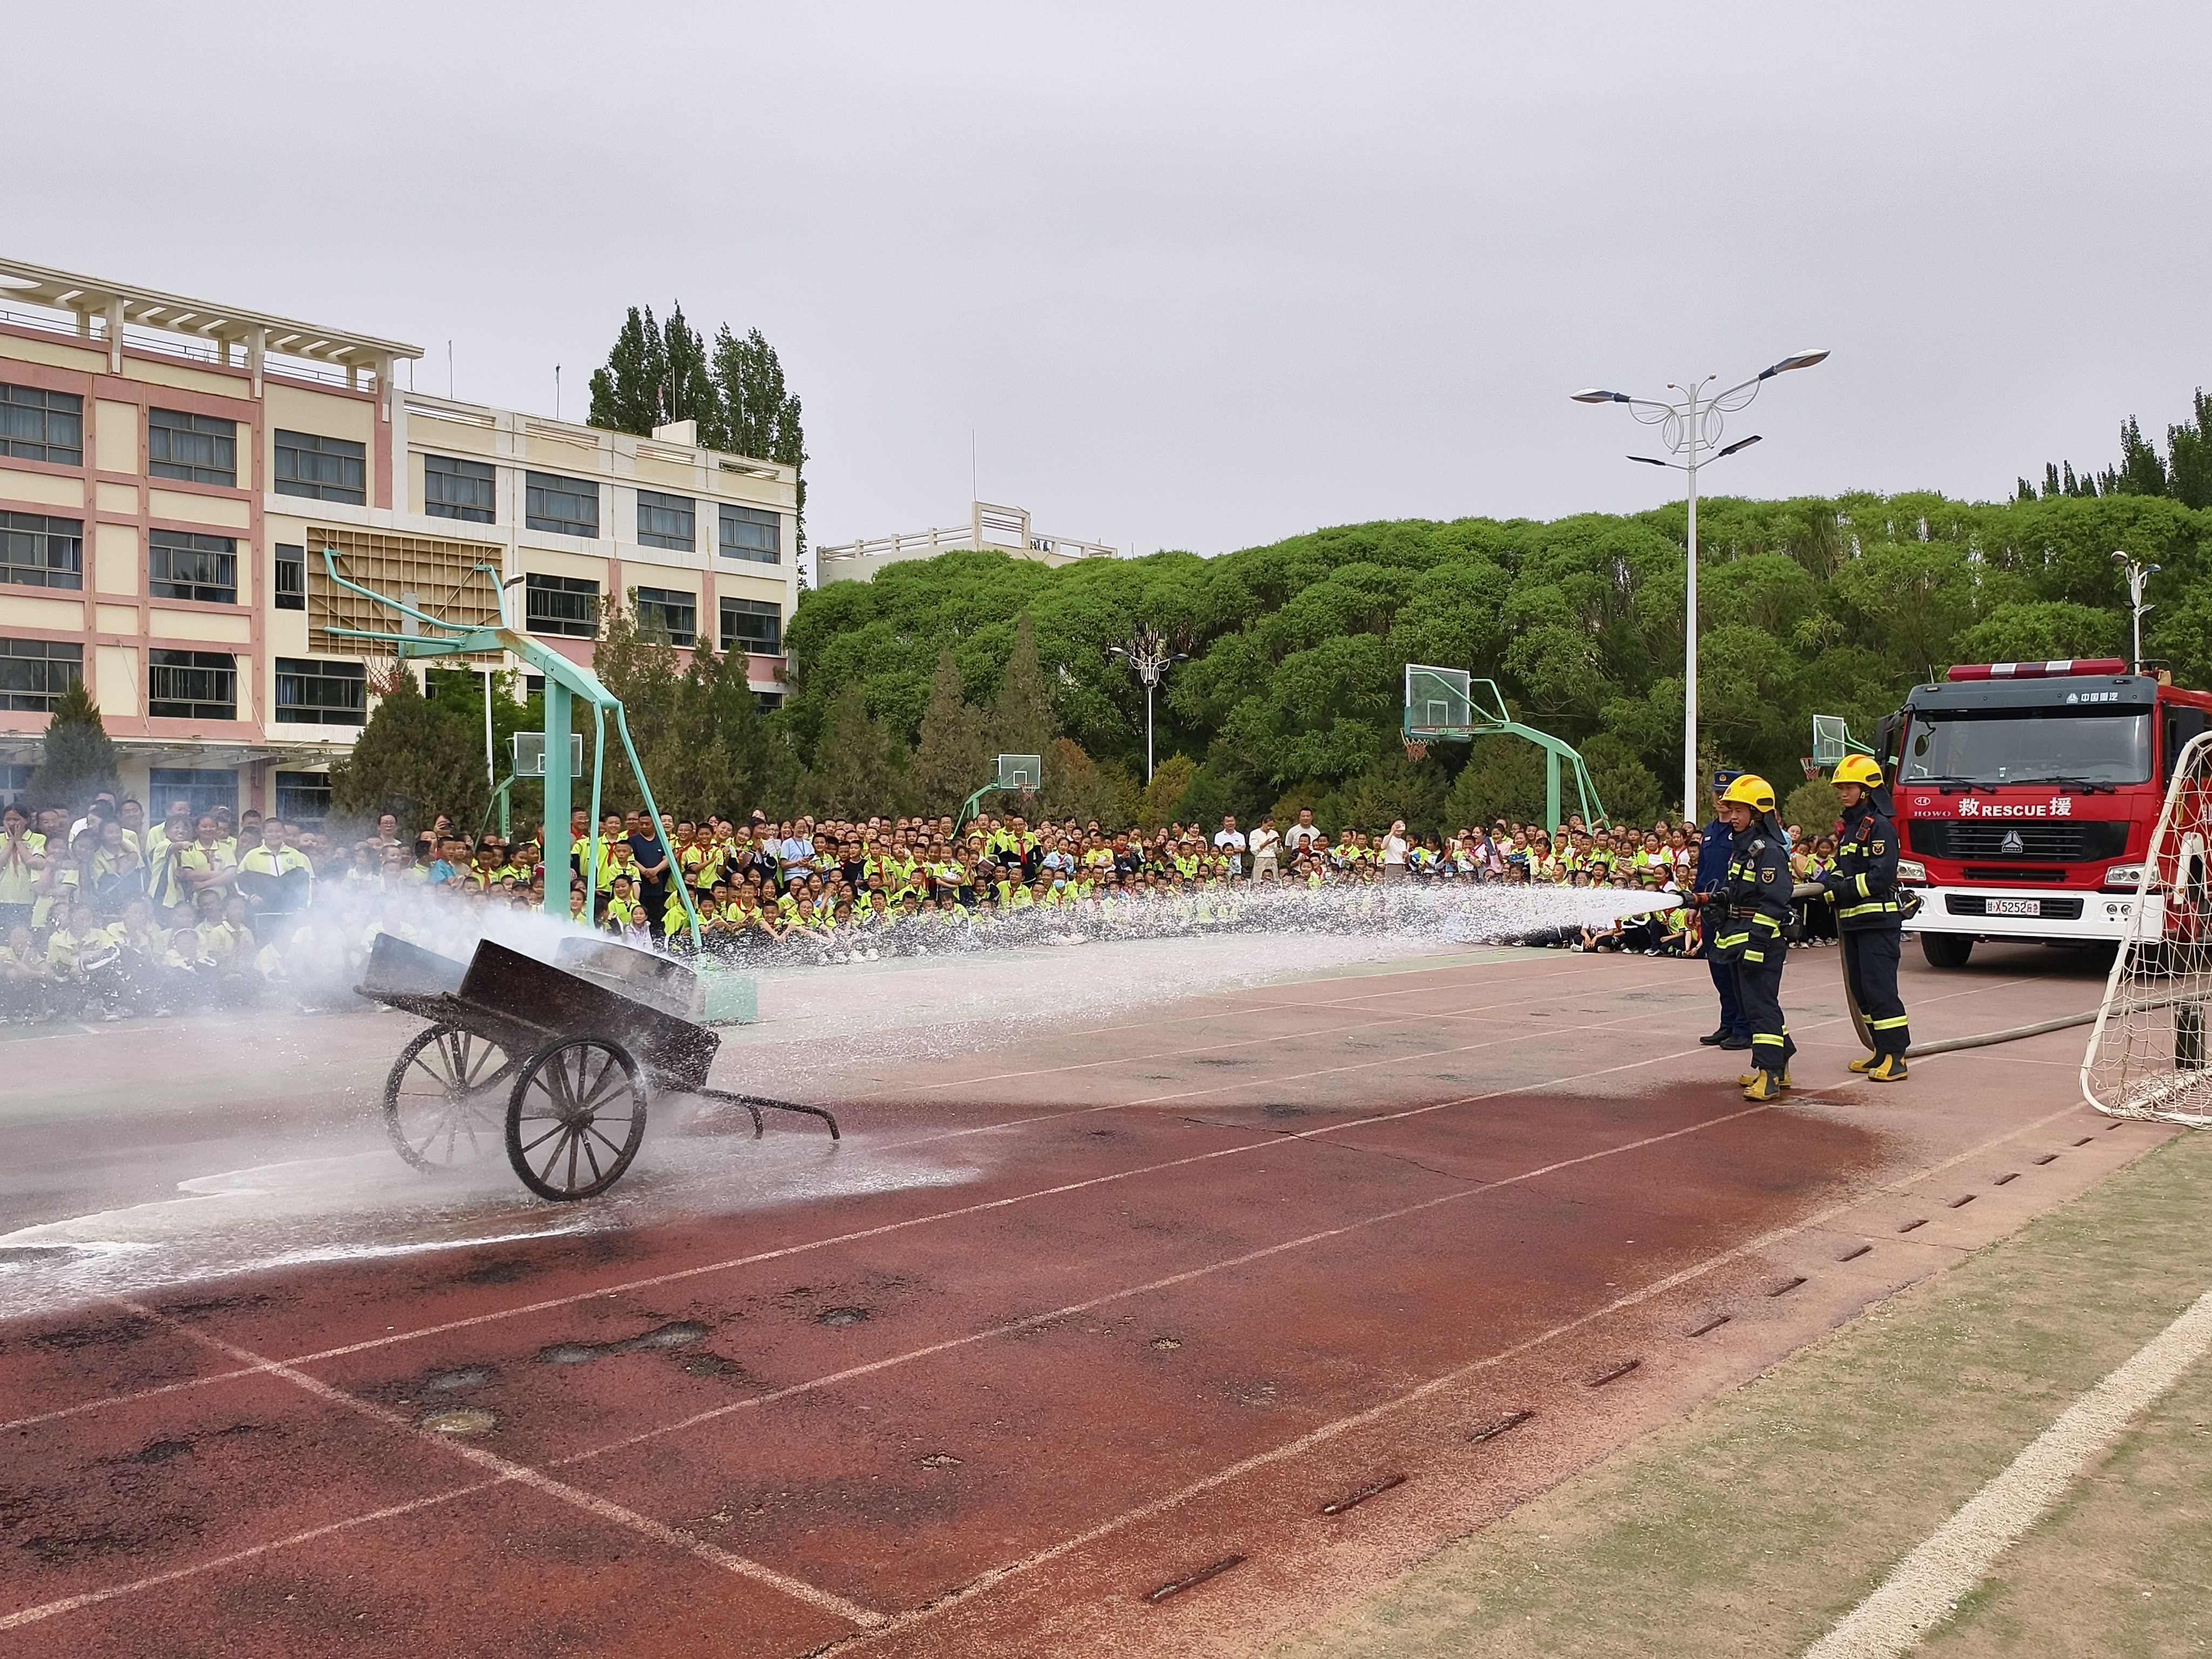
[304,365,2212,840]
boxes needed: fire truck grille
[1905,820,2129,861]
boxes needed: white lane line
[0,963,2074,1442]
[0,1094,1770,1635]
[0,1479,503,1633]
[116,1301,888,1631]
[5,1081,2114,1638]
[0,1004,1702,1436]
[1802,1283,2212,1659]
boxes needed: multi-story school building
[0,255,799,825]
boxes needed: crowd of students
[0,788,1849,1020]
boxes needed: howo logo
[1955,797,2074,819]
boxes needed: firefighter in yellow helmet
[1701,774,1797,1101]
[1823,753,1911,1081]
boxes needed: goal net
[2082,730,2212,1128]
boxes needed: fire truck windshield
[1901,709,2151,786]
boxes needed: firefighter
[1703,774,1797,1101]
[1824,753,1911,1081]
[1695,770,1753,1050]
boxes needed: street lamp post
[1108,628,1189,784]
[2112,550,2160,673]
[1573,349,1829,819]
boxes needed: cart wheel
[386,1024,514,1171]
[505,1038,648,1202]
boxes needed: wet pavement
[0,934,2148,1656]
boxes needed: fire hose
[1639,881,2116,1060]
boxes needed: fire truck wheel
[1919,934,1974,969]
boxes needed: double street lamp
[1572,349,1829,820]
[1108,627,1189,784]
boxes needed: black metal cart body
[360,934,834,1201]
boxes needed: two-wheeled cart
[359,934,835,1201]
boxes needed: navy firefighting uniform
[1712,823,1798,1077]
[1825,799,1911,1060]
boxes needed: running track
[0,943,2157,1657]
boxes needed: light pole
[2112,550,2159,673]
[1573,349,1829,819]
[1108,627,1189,784]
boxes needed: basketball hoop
[1403,737,1429,763]
[1800,756,1822,779]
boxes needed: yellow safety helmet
[1719,773,1776,813]
[1831,754,1884,789]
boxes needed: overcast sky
[12,3,2208,560]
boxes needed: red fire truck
[1877,659,2212,967]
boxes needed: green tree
[28,679,119,813]
[330,668,488,834]
[1139,753,1198,829]
[1782,778,1842,837]
[587,304,714,436]
[711,325,808,555]
[912,650,989,815]
[1952,601,2123,666]
[1320,753,1448,839]
[987,612,1056,762]
[809,682,909,819]
[1041,737,1123,829]
[1579,733,1662,827]
[1443,734,1546,827]
[2168,389,2212,510]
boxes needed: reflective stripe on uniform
[1839,900,1899,920]
[1869,1014,1911,1030]
[1752,1033,1788,1047]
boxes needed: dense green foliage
[30,679,120,814]
[588,302,808,553]
[2020,388,2212,508]
[773,489,2212,834]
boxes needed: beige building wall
[0,261,801,824]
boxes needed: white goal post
[2081,730,2212,1128]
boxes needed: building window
[754,690,784,712]
[720,596,783,656]
[274,543,306,610]
[0,763,31,796]
[274,771,333,827]
[525,572,598,637]
[274,429,368,504]
[525,471,599,538]
[148,408,238,486]
[149,530,238,604]
[1,512,84,590]
[424,453,496,522]
[719,503,781,564]
[149,650,237,720]
[275,657,367,725]
[633,586,696,647]
[149,767,237,821]
[1,383,84,466]
[636,489,694,551]
[0,638,83,712]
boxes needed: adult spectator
[1381,819,1410,882]
[1247,815,1280,880]
[1213,815,1247,877]
[1284,807,1324,858]
[629,812,672,921]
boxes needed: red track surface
[0,945,2161,1656]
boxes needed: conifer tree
[28,678,119,812]
[811,682,909,820]
[913,650,988,814]
[987,613,1055,764]
[329,669,486,834]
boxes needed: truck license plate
[1986,897,2042,917]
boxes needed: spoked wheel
[385,1024,515,1172]
[505,1038,648,1202]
